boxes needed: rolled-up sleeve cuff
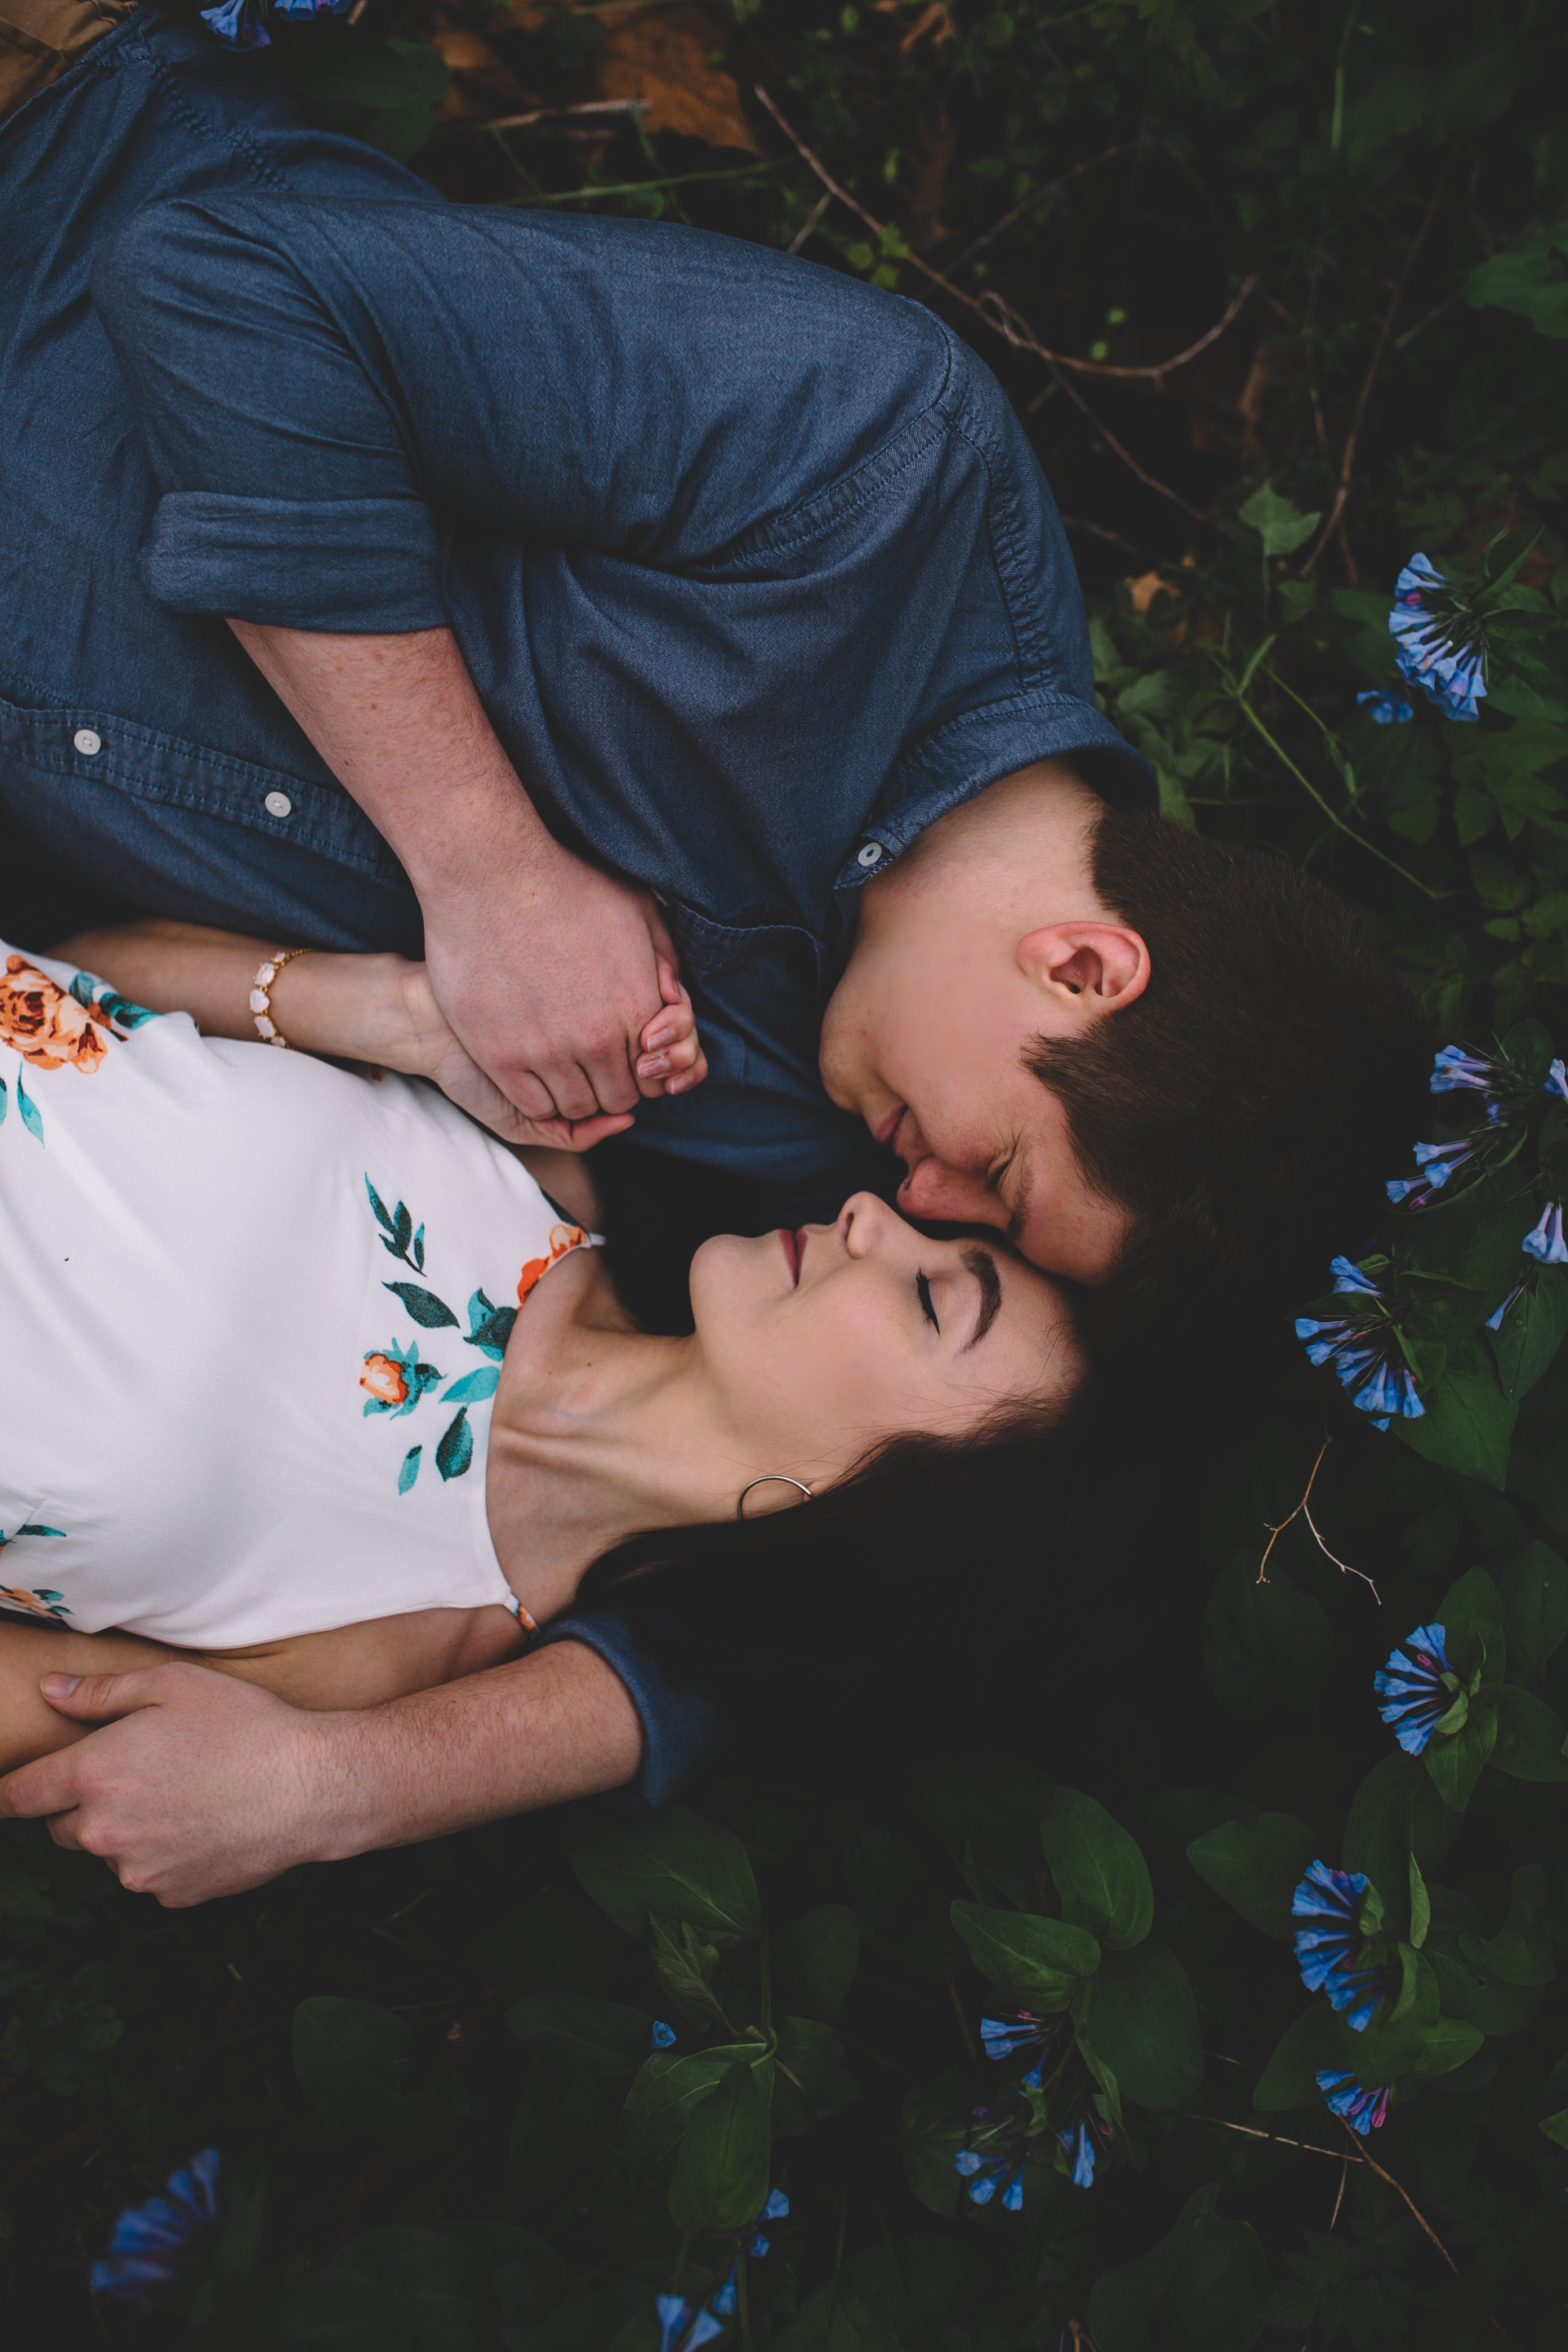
[140,491,448,630]
[535,1611,727,1811]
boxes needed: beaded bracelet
[249,947,309,1048]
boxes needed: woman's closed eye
[915,1270,940,1333]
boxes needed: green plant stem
[1232,696,1444,898]
[501,159,787,209]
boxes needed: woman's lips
[777,1227,800,1284]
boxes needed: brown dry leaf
[595,5,758,152]
[1125,570,1181,617]
[898,1,956,56]
[430,25,539,121]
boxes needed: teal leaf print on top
[436,1407,474,1482]
[365,1175,428,1273]
[1,1526,71,1620]
[441,1365,501,1408]
[399,1446,422,1494]
[384,1281,460,1330]
[465,1288,517,1360]
[16,1069,42,1144]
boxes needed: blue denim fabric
[2,12,1152,1199]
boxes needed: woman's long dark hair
[573,1372,1198,1777]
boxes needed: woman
[0,922,1085,1771]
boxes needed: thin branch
[1045,361,1214,525]
[753,86,1258,386]
[946,1978,980,2065]
[1329,2145,1351,2232]
[1300,163,1453,576]
[947,145,1132,271]
[1257,1432,1379,1598]
[433,99,641,136]
[1190,2114,1366,2163]
[1059,514,1153,559]
[786,189,834,256]
[1232,696,1443,899]
[1340,2123,1494,2314]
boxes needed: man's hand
[0,1644,644,1906]
[422,851,702,1123]
[395,952,707,1149]
[0,1664,340,1905]
[228,621,710,1126]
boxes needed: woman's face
[688,1192,1083,1490]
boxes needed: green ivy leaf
[1085,1944,1203,2111]
[648,1914,730,2036]
[1396,1344,1517,1489]
[1499,1539,1568,1692]
[1038,1786,1154,1951]
[1488,1269,1568,1401]
[1239,483,1321,559]
[948,1901,1100,2010]
[621,2037,773,2173]
[505,1993,653,2083]
[1491,1683,1568,1780]
[1186,1814,1317,1941]
[667,2060,771,2234]
[1423,1702,1498,1811]
[569,1806,762,1947]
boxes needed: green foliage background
[7,2,1568,2345]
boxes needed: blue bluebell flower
[954,2148,1024,2210]
[1356,689,1414,725]
[1487,1282,1525,1333]
[199,0,270,44]
[1388,555,1487,722]
[1018,2060,1045,2092]
[1524,1203,1568,1265]
[1548,1058,1568,1105]
[652,2020,677,2049]
[271,0,350,15]
[745,2189,790,2259]
[1291,1862,1388,2030]
[1058,2122,1096,2188]
[1316,2069,1389,2136]
[89,2150,220,2305]
[657,2266,737,2352]
[980,2011,1045,2060]
[1296,1262,1423,1432]
[1386,1136,1483,1208]
[1432,1045,1502,1097]
[1373,1624,1454,1755]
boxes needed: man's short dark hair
[1030,806,1431,1338]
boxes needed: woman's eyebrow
[960,1244,1003,1349]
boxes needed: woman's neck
[484,1251,745,1622]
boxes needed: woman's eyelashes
[915,1270,940,1333]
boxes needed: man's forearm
[228,622,554,897]
[313,1639,645,1860]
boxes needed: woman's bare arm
[0,1641,644,1904]
[50,919,698,1154]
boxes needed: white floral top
[0,943,598,1647]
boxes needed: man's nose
[896,1157,1004,1230]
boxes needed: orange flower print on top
[360,1351,410,1410]
[0,955,114,1073]
[517,1223,589,1306]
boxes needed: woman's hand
[394,955,706,1152]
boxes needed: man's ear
[1016,921,1151,1018]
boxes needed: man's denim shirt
[1,13,1153,1208]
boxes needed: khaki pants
[0,0,136,120]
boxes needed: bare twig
[1059,514,1151,559]
[1340,2123,1494,2313]
[1045,361,1215,526]
[754,87,1258,386]
[437,99,642,136]
[787,189,834,256]
[1257,1433,1379,1597]
[946,1978,980,2065]
[947,145,1131,271]
[1191,2114,1367,2163]
[1300,162,1453,576]
[1329,2144,1351,2231]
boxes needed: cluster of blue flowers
[1316,2068,1390,2136]
[1388,554,1487,722]
[1294,1258,1423,1431]
[200,0,349,51]
[89,2149,220,2305]
[1290,1862,1388,2031]
[1374,1623,1457,1755]
[654,2192,788,2352]
[952,2010,1103,2206]
[1356,688,1414,725]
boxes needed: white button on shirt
[857,841,883,867]
[73,728,101,755]
[264,791,293,819]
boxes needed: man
[0,4,1426,1901]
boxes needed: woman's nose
[839,1192,892,1258]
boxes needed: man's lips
[777,1227,800,1284]
[874,1102,906,1152]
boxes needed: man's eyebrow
[961,1244,1003,1350]
[1004,1146,1030,1249]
